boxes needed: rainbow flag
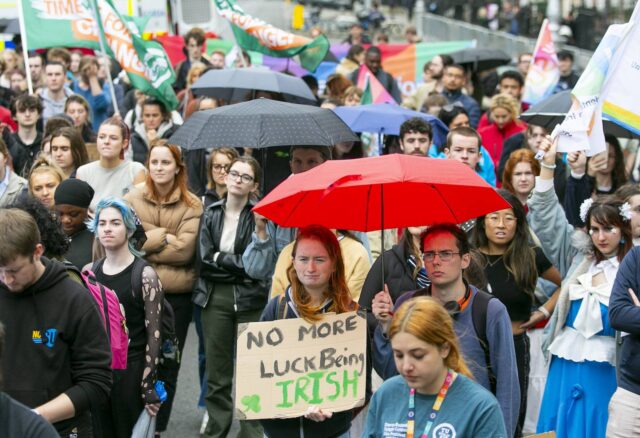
[522,19,559,105]
[555,2,640,155]
[213,0,329,72]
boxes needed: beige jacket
[125,183,203,294]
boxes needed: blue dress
[536,298,617,437]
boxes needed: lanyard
[406,369,455,438]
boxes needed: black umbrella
[449,48,511,71]
[168,98,359,150]
[191,68,316,104]
[520,91,638,139]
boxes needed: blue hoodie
[609,246,640,396]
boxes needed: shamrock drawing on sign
[241,394,261,413]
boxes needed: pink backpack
[81,269,129,370]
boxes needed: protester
[7,94,43,178]
[441,64,481,128]
[69,50,82,78]
[502,148,540,205]
[531,137,633,438]
[202,147,239,206]
[0,208,112,436]
[260,225,363,438]
[371,223,520,436]
[398,117,432,156]
[472,189,561,435]
[49,126,89,178]
[359,226,429,332]
[0,321,60,437]
[335,44,365,77]
[478,71,527,129]
[343,86,364,107]
[563,135,628,227]
[195,156,267,438]
[403,54,453,110]
[0,138,27,207]
[28,52,45,90]
[174,27,211,92]
[76,117,146,212]
[0,49,18,88]
[324,74,353,102]
[209,50,225,69]
[364,296,508,437]
[124,139,203,432]
[343,22,371,46]
[349,46,402,103]
[72,55,113,131]
[442,126,497,187]
[65,94,97,143]
[517,53,533,78]
[554,50,580,92]
[27,155,65,210]
[479,93,527,169]
[39,61,74,124]
[131,98,180,164]
[269,229,370,300]
[607,246,640,436]
[53,178,95,269]
[421,93,448,116]
[88,198,164,438]
[9,69,27,94]
[176,61,207,120]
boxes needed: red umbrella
[254,154,509,231]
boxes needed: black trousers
[156,293,193,432]
[513,332,530,438]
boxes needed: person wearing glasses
[472,189,561,436]
[195,156,267,438]
[371,223,519,437]
[202,147,239,207]
[363,297,507,438]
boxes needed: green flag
[21,0,178,110]
[213,0,329,72]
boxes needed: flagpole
[17,0,33,94]
[88,0,121,117]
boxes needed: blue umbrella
[333,103,449,149]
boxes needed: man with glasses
[440,64,481,128]
[371,223,519,437]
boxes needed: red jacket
[479,120,527,168]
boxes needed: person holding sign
[259,224,364,438]
[363,296,507,437]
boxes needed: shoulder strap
[278,294,288,320]
[471,288,496,393]
[130,256,147,296]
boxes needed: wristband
[540,161,557,170]
[538,306,551,318]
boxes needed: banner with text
[235,311,367,420]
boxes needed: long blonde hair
[389,297,472,378]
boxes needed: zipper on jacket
[233,286,238,312]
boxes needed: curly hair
[489,93,520,121]
[9,196,70,259]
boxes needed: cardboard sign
[234,311,367,420]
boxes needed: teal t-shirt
[363,374,507,438]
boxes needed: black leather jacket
[193,198,268,311]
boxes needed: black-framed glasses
[423,251,461,262]
[212,164,230,173]
[228,170,254,184]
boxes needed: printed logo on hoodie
[32,328,58,348]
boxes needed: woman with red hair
[260,224,361,438]
[502,148,540,206]
[124,138,203,433]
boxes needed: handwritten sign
[234,311,367,420]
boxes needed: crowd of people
[0,21,640,438]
